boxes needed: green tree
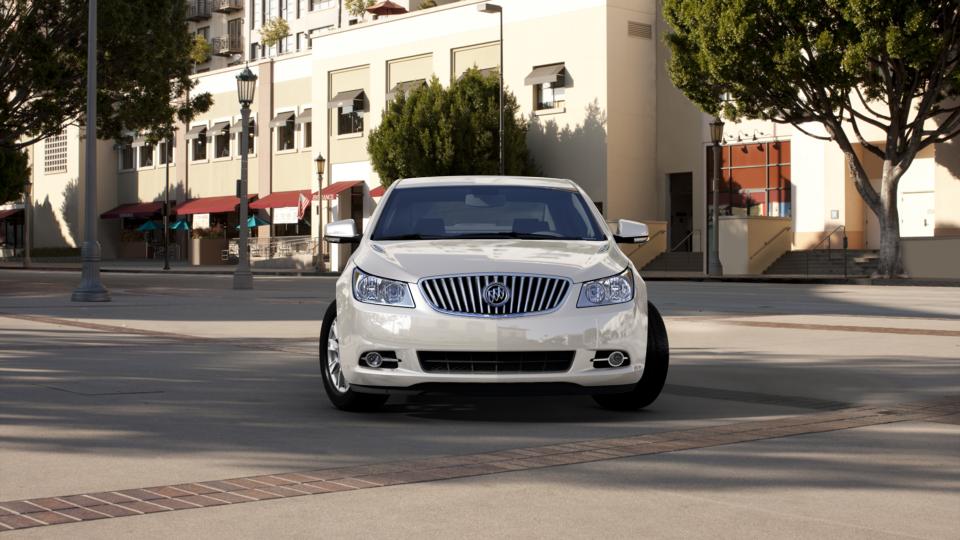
[368,69,535,185]
[345,0,375,20]
[259,16,290,49]
[189,34,212,65]
[663,0,960,277]
[0,0,212,201]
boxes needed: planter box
[190,238,228,266]
[118,241,148,259]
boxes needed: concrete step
[765,249,880,276]
[643,251,704,272]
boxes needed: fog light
[364,352,384,368]
[607,351,626,368]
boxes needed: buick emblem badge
[482,282,511,307]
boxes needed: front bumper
[334,275,649,391]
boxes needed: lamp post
[314,151,325,272]
[23,180,31,269]
[708,117,725,277]
[234,66,257,290]
[478,2,504,175]
[163,134,171,271]
[72,0,110,302]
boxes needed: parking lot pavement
[0,270,958,537]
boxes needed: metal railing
[806,225,847,277]
[187,0,212,20]
[212,35,243,56]
[669,229,701,253]
[212,0,243,12]
[224,235,320,262]
[749,226,791,261]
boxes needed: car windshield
[372,185,607,241]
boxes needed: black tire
[319,301,388,412]
[593,301,669,411]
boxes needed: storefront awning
[176,195,256,215]
[232,118,256,131]
[0,208,23,220]
[295,109,312,125]
[100,201,165,219]
[369,186,386,198]
[385,80,426,101]
[131,135,148,147]
[316,181,363,201]
[269,111,295,128]
[210,121,230,133]
[185,125,207,140]
[524,64,565,86]
[328,89,365,109]
[250,190,313,209]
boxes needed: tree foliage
[0,0,212,201]
[259,16,290,49]
[345,0,375,19]
[189,34,212,65]
[0,147,29,205]
[664,0,960,277]
[368,69,536,185]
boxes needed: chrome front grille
[419,274,571,317]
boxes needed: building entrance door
[669,172,693,251]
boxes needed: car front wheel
[319,302,388,412]
[592,301,669,411]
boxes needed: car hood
[353,239,630,283]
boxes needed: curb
[0,265,340,278]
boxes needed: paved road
[0,270,957,538]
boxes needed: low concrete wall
[612,220,667,271]
[720,216,792,275]
[902,237,960,279]
[251,253,315,270]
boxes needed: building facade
[8,0,960,277]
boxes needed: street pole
[163,136,171,271]
[23,182,31,269]
[72,0,110,302]
[234,105,253,289]
[498,8,504,176]
[708,137,724,277]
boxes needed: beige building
[7,0,960,277]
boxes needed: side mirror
[324,219,361,244]
[613,219,649,244]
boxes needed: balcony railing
[213,0,243,13]
[187,0,212,21]
[212,35,243,56]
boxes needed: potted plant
[189,224,228,265]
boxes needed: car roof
[393,176,579,191]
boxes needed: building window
[525,64,567,111]
[215,127,231,158]
[338,105,363,135]
[119,144,134,171]
[192,129,208,161]
[708,140,792,218]
[247,121,256,155]
[277,116,296,150]
[250,43,259,60]
[196,26,210,40]
[296,32,302,51]
[44,131,68,174]
[158,139,174,165]
[303,121,312,148]
[311,0,335,10]
[536,81,565,110]
[139,144,154,168]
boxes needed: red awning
[176,195,256,215]
[369,186,386,198]
[0,208,23,220]
[316,181,364,201]
[250,190,313,209]
[100,202,164,219]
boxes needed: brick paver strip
[0,396,955,532]
[723,319,960,337]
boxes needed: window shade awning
[316,180,363,200]
[369,186,386,198]
[131,135,148,147]
[295,109,312,124]
[269,111,295,128]
[250,189,313,209]
[185,125,207,140]
[328,89,365,109]
[231,118,256,131]
[385,80,426,101]
[524,64,565,86]
[176,195,257,215]
[100,201,165,219]
[210,121,230,133]
[0,208,24,220]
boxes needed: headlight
[577,269,634,308]
[353,268,415,308]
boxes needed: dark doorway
[668,172,693,251]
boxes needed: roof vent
[628,21,652,40]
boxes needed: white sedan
[321,176,668,411]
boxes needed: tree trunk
[876,163,904,278]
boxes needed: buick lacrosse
[320,176,668,411]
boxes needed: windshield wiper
[373,234,446,241]
[448,232,566,240]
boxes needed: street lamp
[478,2,504,175]
[163,131,172,271]
[22,180,31,268]
[708,117,725,277]
[234,65,257,290]
[72,0,110,302]
[314,151,325,272]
